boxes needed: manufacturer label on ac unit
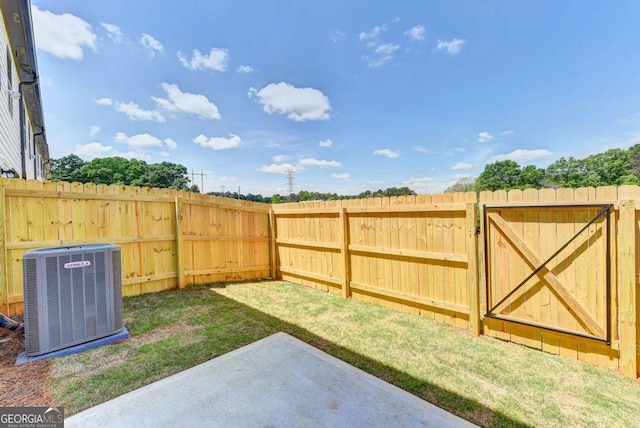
[64,261,91,269]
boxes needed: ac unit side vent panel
[23,244,123,357]
[23,259,40,353]
[113,250,123,331]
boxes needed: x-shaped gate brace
[483,203,612,344]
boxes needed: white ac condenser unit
[22,244,124,357]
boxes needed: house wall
[0,9,21,176]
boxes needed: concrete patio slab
[65,332,477,427]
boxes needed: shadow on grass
[54,284,531,428]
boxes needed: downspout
[18,73,38,179]
[33,129,44,179]
[18,88,25,178]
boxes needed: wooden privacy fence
[271,193,480,333]
[272,187,638,378]
[0,178,272,315]
[1,179,637,378]
[478,186,637,379]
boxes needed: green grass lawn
[51,281,640,427]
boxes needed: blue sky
[31,0,640,195]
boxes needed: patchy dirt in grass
[51,323,203,381]
[0,315,55,407]
[129,323,201,345]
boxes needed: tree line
[51,144,639,203]
[50,155,199,192]
[445,145,640,193]
[208,187,417,204]
[50,155,418,203]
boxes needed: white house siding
[0,9,21,176]
[0,5,49,180]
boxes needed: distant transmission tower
[190,169,206,193]
[286,168,295,202]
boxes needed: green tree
[50,154,86,182]
[49,155,196,190]
[544,157,591,188]
[628,143,640,177]
[133,162,191,190]
[518,165,545,189]
[73,157,147,185]
[476,160,523,191]
[585,148,634,186]
[545,149,636,188]
[444,177,476,193]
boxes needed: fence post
[477,199,487,319]
[175,197,187,289]
[466,202,481,335]
[0,188,7,314]
[269,209,278,280]
[618,200,637,378]
[340,207,351,299]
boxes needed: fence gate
[483,204,612,343]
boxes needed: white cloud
[32,6,97,60]
[374,43,400,55]
[299,158,342,168]
[140,33,164,57]
[414,146,427,153]
[452,173,473,180]
[159,151,170,157]
[153,83,221,120]
[477,132,495,143]
[259,163,300,174]
[332,173,351,179]
[114,132,164,148]
[193,134,242,150]
[501,130,514,136]
[365,54,395,67]
[114,101,165,122]
[111,150,152,162]
[373,149,400,158]
[75,142,111,159]
[319,139,333,148]
[236,65,254,73]
[451,162,474,170]
[89,126,101,136]
[330,30,346,43]
[249,82,330,122]
[219,176,238,182]
[359,25,385,41]
[178,48,229,71]
[152,97,177,112]
[403,176,435,189]
[392,17,401,23]
[101,22,125,43]
[359,24,399,66]
[488,149,552,164]
[405,25,425,41]
[95,98,113,106]
[272,155,293,163]
[436,38,466,55]
[164,138,178,149]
